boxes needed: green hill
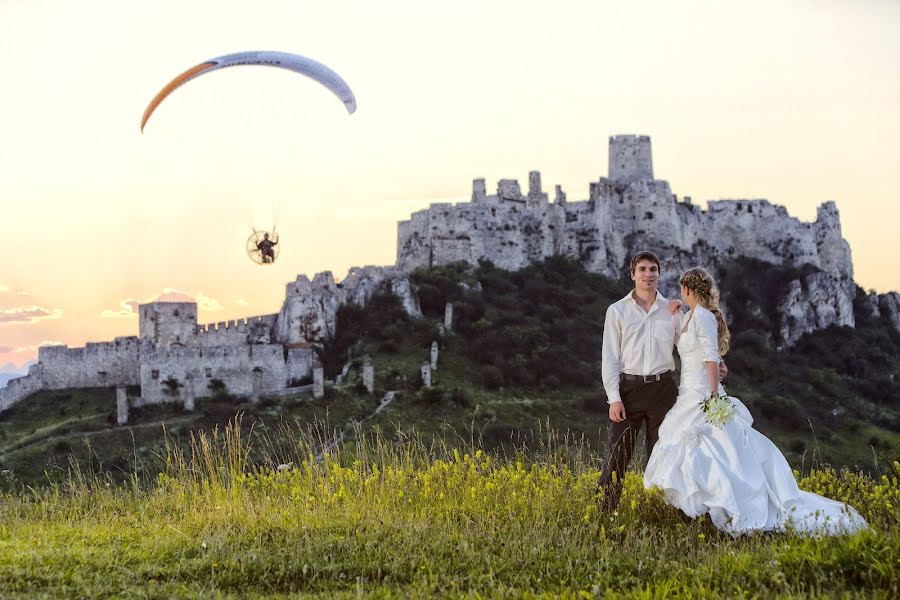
[1,256,898,488]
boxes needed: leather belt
[620,370,673,383]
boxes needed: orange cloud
[0,306,64,325]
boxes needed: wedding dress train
[643,306,868,536]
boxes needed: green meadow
[0,422,897,598]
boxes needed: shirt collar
[623,289,668,307]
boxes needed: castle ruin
[3,134,899,414]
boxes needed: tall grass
[0,417,897,598]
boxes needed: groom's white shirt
[602,291,681,405]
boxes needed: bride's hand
[668,299,683,315]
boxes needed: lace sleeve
[694,307,720,363]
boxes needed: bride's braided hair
[679,267,730,356]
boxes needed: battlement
[197,314,277,333]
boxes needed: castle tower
[609,135,653,182]
[139,302,198,348]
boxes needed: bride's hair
[679,267,730,356]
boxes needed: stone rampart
[138,343,308,406]
[0,364,44,412]
[196,314,278,346]
[38,337,141,390]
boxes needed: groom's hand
[718,360,728,381]
[609,401,627,422]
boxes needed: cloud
[0,285,34,308]
[100,299,141,319]
[0,306,64,324]
[155,290,196,303]
[101,288,225,319]
[13,341,65,353]
[0,346,12,353]
[195,292,224,312]
[235,299,249,307]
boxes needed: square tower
[609,135,653,182]
[139,302,198,348]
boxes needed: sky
[1,0,899,371]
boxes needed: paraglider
[141,51,355,265]
[141,51,356,132]
[247,229,279,265]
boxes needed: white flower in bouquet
[701,393,737,427]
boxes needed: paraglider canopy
[141,51,356,132]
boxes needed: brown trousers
[597,376,678,510]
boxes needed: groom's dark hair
[629,251,661,275]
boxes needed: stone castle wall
[196,314,279,347]
[137,344,314,406]
[0,337,141,412]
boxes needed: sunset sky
[2,0,899,371]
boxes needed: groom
[596,251,725,510]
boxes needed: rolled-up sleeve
[695,308,721,363]
[601,305,623,404]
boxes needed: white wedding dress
[643,306,868,536]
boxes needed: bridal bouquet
[701,393,737,427]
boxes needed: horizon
[2,0,900,369]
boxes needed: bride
[643,267,868,536]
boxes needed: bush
[480,365,504,391]
[207,378,228,398]
[419,386,445,405]
[161,377,182,398]
[449,387,472,407]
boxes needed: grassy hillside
[1,256,898,488]
[0,426,897,597]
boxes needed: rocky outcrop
[274,268,421,346]
[878,292,900,330]
[777,272,856,346]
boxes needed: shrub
[449,387,472,407]
[161,377,182,398]
[480,365,504,391]
[207,378,228,398]
[419,386,445,405]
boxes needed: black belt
[620,370,673,383]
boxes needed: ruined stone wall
[394,135,862,343]
[137,344,303,406]
[37,337,141,390]
[196,314,278,347]
[0,337,141,413]
[0,364,44,412]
